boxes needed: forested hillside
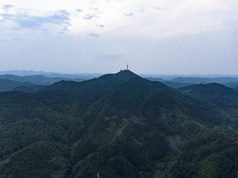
[1,70,238,177]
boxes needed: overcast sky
[0,0,237,74]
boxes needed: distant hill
[179,83,237,96]
[0,75,86,92]
[0,75,88,93]
[147,77,238,89]
[172,77,238,87]
[179,83,238,107]
[0,74,72,85]
[0,70,48,76]
[225,82,238,88]
[11,85,46,93]
[0,70,101,79]
[179,83,238,130]
[0,79,35,92]
[0,70,238,177]
[147,77,193,88]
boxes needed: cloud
[137,9,145,13]
[82,14,95,20]
[125,12,134,17]
[1,0,238,41]
[89,33,100,37]
[154,7,164,10]
[95,55,124,60]
[0,10,70,29]
[0,0,237,75]
[97,24,104,28]
[2,4,14,11]
[90,8,98,11]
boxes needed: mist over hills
[0,74,83,92]
[1,70,238,93]
[0,70,101,79]
[0,71,102,92]
[149,76,238,89]
[0,74,82,85]
[0,70,238,177]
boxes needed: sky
[0,0,237,75]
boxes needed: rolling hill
[0,74,84,86]
[0,79,36,92]
[0,74,69,85]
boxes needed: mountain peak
[98,70,141,82]
[117,69,138,77]
[112,70,143,84]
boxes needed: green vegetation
[0,70,238,177]
[0,79,35,92]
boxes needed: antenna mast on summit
[127,64,128,70]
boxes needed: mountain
[180,83,237,95]
[0,74,73,85]
[147,76,238,89]
[161,81,192,88]
[11,85,46,93]
[0,70,47,76]
[172,77,238,84]
[0,75,68,93]
[179,83,238,107]
[179,83,238,131]
[0,79,35,92]
[171,77,238,89]
[147,77,193,88]
[0,70,238,177]
[0,70,100,80]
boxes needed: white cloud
[0,0,238,75]
[1,0,237,40]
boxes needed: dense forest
[1,70,238,177]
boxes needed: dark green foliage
[0,141,69,178]
[0,79,35,92]
[11,85,45,93]
[1,70,238,177]
[179,83,238,107]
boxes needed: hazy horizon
[0,0,237,75]
[1,69,238,79]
